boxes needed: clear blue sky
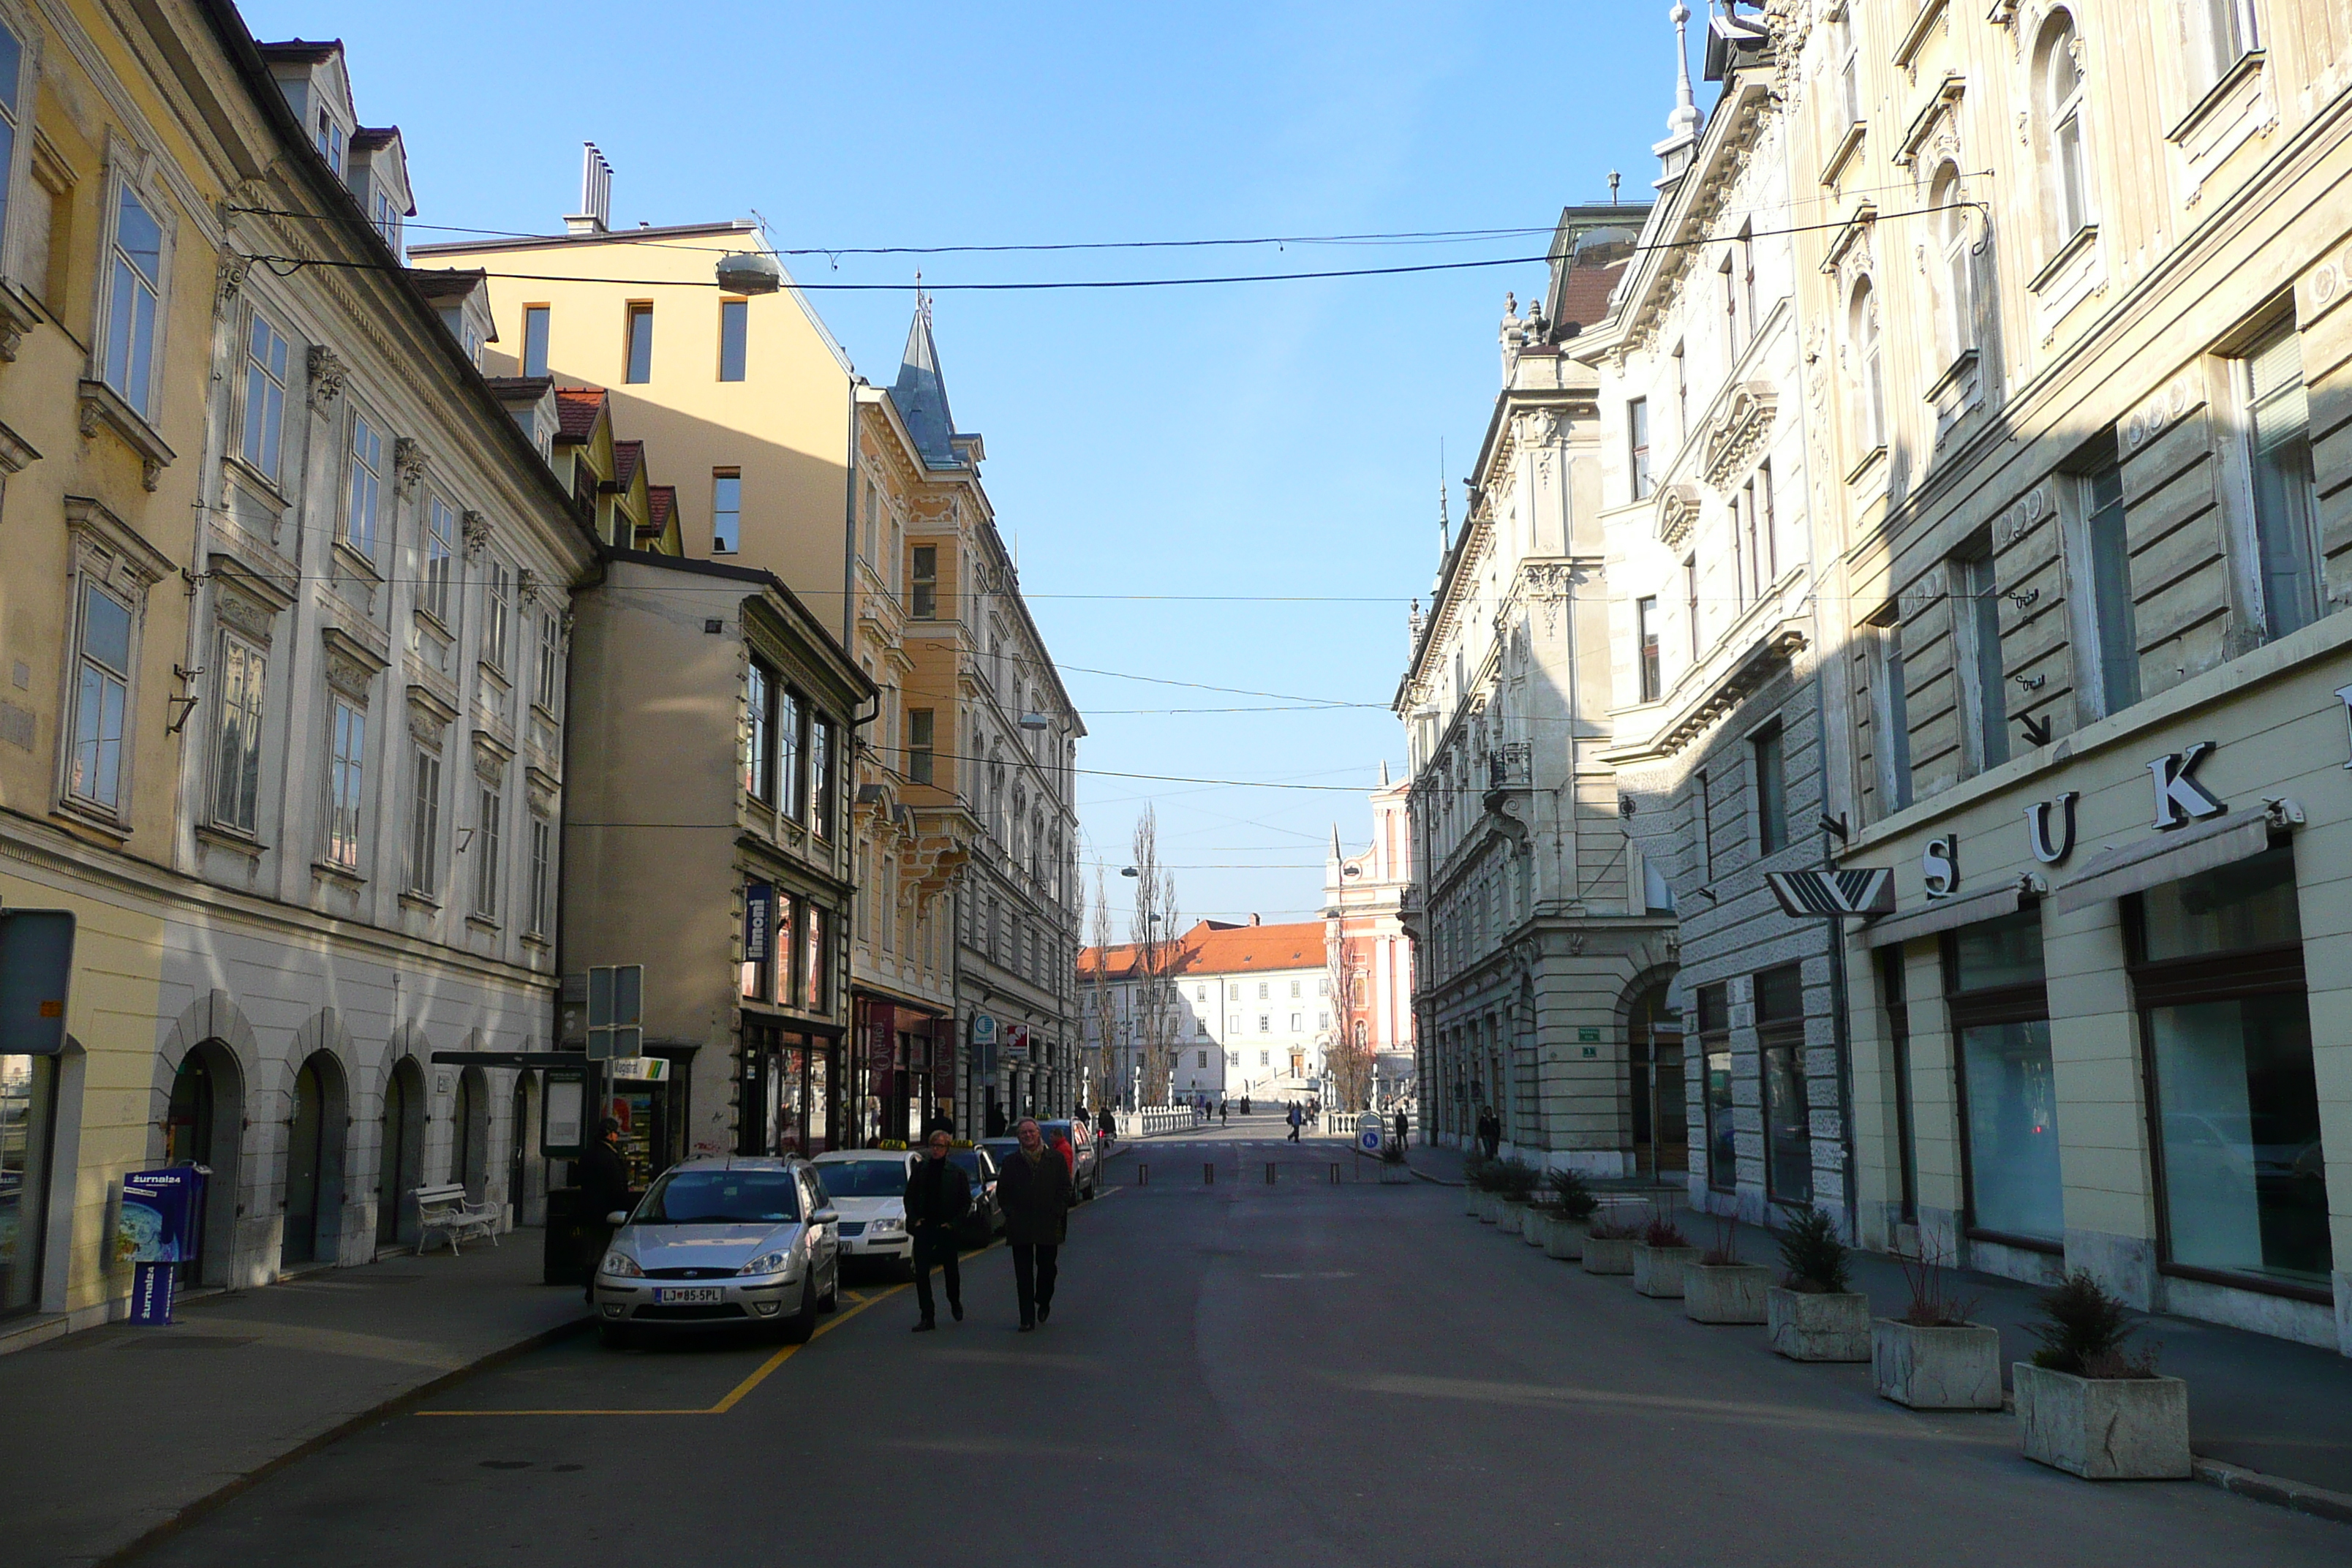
[239,0,1708,938]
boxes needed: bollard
[1329,1164,1341,1185]
[1265,1162,1276,1185]
[1138,1164,1148,1186]
[1203,1163,1215,1185]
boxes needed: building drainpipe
[1814,659,1861,1243]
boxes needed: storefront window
[1,1055,54,1315]
[1697,984,1734,1192]
[1946,908,2060,1244]
[1757,964,1810,1205]
[2135,845,2328,1290]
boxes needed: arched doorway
[281,1052,349,1268]
[453,1067,490,1204]
[377,1058,426,1248]
[165,1042,244,1287]
[1627,983,1686,1179]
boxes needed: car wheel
[818,1261,840,1313]
[598,1322,634,1351]
[780,1278,818,1344]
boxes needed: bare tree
[1084,868,1118,1109]
[1128,807,1186,1107]
[1324,929,1375,1111]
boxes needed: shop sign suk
[1918,742,2236,896]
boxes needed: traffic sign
[1356,1112,1382,1153]
[0,909,73,1055]
[1765,868,1895,919]
[586,964,643,1060]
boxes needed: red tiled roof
[554,386,606,441]
[612,440,644,489]
[647,485,676,527]
[1553,259,1628,333]
[1079,918,1326,982]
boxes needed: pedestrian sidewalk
[1441,1169,2352,1509]
[1,1237,587,1568]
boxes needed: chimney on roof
[1248,913,1261,926]
[566,142,612,236]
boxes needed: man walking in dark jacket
[995,1117,1072,1331]
[578,1117,631,1303]
[902,1126,972,1331]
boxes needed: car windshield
[981,1140,1019,1164]
[947,1150,989,1179]
[813,1159,909,1196]
[635,1169,800,1225]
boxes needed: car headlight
[600,1251,644,1278]
[737,1249,796,1276]
[869,1217,905,1235]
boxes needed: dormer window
[314,108,344,178]
[373,190,402,252]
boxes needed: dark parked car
[946,1143,1001,1245]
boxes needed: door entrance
[377,1058,424,1248]
[1628,984,1686,1178]
[167,1042,243,1286]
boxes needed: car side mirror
[812,1207,839,1224]
[604,1211,629,1226]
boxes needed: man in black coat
[903,1126,972,1331]
[995,1117,1072,1331]
[578,1117,631,1303]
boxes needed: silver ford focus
[592,1157,840,1348]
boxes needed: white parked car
[810,1151,919,1276]
[592,1156,839,1348]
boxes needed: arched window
[2038,14,2093,243]
[1931,164,1974,366]
[1848,277,1885,453]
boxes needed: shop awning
[2046,804,2294,918]
[1861,876,2040,949]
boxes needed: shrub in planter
[1872,1252,1999,1410]
[1546,1167,1599,1224]
[1493,1158,1540,1233]
[1686,1219,1769,1324]
[1378,1141,1411,1185]
[1767,1209,1868,1362]
[2014,1272,2188,1480]
[1632,1218,1699,1298]
[1581,1214,1643,1275]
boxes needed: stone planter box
[1540,1214,1586,1260]
[1496,1200,1531,1234]
[1474,1191,1501,1223]
[1632,1244,1700,1298]
[2013,1363,2191,1480]
[1872,1319,2004,1410]
[1464,1188,1483,1217]
[1684,1262,1770,1324]
[1582,1235,1637,1274]
[1767,1287,1870,1362]
[1520,1206,1551,1245]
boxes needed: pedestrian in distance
[903,1126,972,1331]
[1478,1106,1501,1161]
[996,1117,1073,1331]
[578,1117,631,1304]
[1096,1104,1116,1153]
[1285,1102,1303,1143]
[1392,1107,1409,1150]
[1241,1093,1252,1116]
[1219,1098,1229,1128]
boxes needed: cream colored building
[1,10,595,1343]
[1766,0,2352,1354]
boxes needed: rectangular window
[1635,596,1660,702]
[1697,769,1715,881]
[779,686,804,818]
[1880,949,1918,1225]
[810,716,836,840]
[1757,964,1812,1205]
[624,302,653,383]
[712,470,741,554]
[2240,325,2321,644]
[1958,552,2008,769]
[1752,723,1787,855]
[1629,398,1651,501]
[718,298,747,382]
[423,497,455,623]
[804,904,828,1013]
[210,630,266,834]
[535,612,562,715]
[521,305,550,380]
[325,697,366,870]
[528,817,553,937]
[105,186,162,416]
[910,545,938,618]
[907,706,935,785]
[473,786,502,919]
[2079,438,2139,715]
[1257,1015,1270,1033]
[0,23,20,260]
[241,313,290,480]
[1756,459,1776,584]
[67,582,131,813]
[1684,556,1701,662]
[2133,843,2326,1292]
[407,750,440,895]
[745,662,773,801]
[484,559,513,672]
[1946,908,2059,1244]
[1698,984,1734,1193]
[1869,606,1914,812]
[346,413,384,559]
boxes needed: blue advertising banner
[119,1166,205,1324]
[745,882,774,962]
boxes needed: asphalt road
[129,1128,2345,1567]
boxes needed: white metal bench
[412,1183,500,1255]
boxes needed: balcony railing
[1488,744,1530,790]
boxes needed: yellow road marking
[418,1237,1009,1419]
